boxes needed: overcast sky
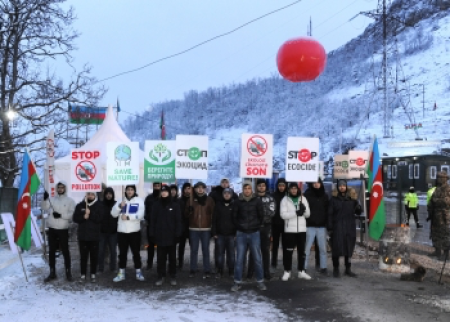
[66,0,377,115]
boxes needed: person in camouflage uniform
[427,171,450,261]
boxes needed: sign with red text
[240,134,273,178]
[286,137,319,182]
[70,149,102,192]
[348,150,369,179]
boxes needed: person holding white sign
[41,181,75,282]
[73,191,105,283]
[280,183,311,281]
[111,184,145,282]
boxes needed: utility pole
[381,0,389,138]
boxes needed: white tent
[55,105,145,202]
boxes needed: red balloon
[276,37,327,82]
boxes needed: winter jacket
[257,192,275,226]
[271,178,287,227]
[73,199,105,241]
[189,193,215,231]
[328,183,362,257]
[427,171,450,249]
[111,195,145,234]
[233,195,264,234]
[144,192,159,235]
[101,187,118,234]
[212,199,236,236]
[149,198,182,247]
[178,195,191,236]
[41,180,75,230]
[404,192,419,209]
[280,195,311,233]
[304,180,329,228]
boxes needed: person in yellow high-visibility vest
[404,186,423,228]
[426,185,436,205]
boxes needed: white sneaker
[136,269,145,281]
[113,269,125,282]
[298,270,312,280]
[281,271,291,281]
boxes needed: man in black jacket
[98,187,118,273]
[304,179,329,275]
[177,182,191,269]
[231,182,266,292]
[271,178,286,268]
[212,188,236,278]
[144,182,161,270]
[73,191,105,283]
[149,185,182,286]
[248,179,275,281]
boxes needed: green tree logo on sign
[149,143,172,164]
[342,161,349,169]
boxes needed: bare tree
[0,0,106,187]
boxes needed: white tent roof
[56,105,144,164]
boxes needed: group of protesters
[41,176,364,291]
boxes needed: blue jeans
[189,230,211,273]
[305,227,327,269]
[234,230,263,283]
[216,235,235,271]
[98,232,118,271]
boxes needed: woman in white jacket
[280,182,311,281]
[111,184,145,282]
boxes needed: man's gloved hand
[43,191,49,200]
[296,209,304,217]
[355,204,362,213]
[53,211,61,219]
[417,205,420,211]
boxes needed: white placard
[44,130,56,197]
[285,137,320,182]
[239,134,273,178]
[318,161,324,180]
[70,149,102,192]
[175,135,209,180]
[106,142,140,185]
[348,150,369,179]
[333,155,350,179]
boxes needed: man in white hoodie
[41,181,75,282]
[111,184,146,282]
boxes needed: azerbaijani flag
[14,150,40,250]
[366,136,386,240]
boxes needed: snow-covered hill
[122,0,450,185]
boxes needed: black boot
[345,266,357,277]
[215,268,223,279]
[428,248,441,258]
[66,268,73,282]
[178,258,184,269]
[416,222,423,229]
[333,268,340,278]
[44,269,57,282]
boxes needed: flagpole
[9,221,29,282]
[361,173,370,262]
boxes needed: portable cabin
[381,155,450,192]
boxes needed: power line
[96,0,304,84]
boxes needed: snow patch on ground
[0,252,286,322]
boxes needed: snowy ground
[0,249,285,322]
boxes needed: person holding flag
[328,180,362,278]
[41,180,76,282]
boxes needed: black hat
[288,182,298,189]
[194,181,206,189]
[223,188,233,195]
[337,179,347,187]
[256,179,266,186]
[125,184,136,191]
[153,182,161,186]
[160,185,170,193]
[182,182,191,191]
[409,186,415,192]
[170,184,178,191]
